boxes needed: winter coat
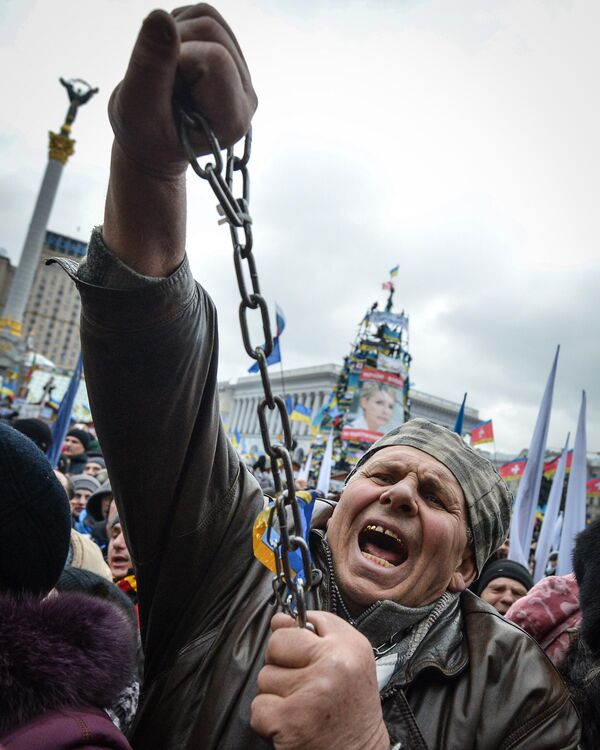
[506,573,581,667]
[62,230,581,749]
[58,451,89,476]
[0,593,135,749]
[0,706,132,749]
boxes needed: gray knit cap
[346,418,512,574]
[71,474,101,495]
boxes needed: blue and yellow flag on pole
[291,403,312,425]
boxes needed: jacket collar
[311,530,469,688]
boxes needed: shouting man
[58,5,580,749]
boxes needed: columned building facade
[219,363,481,454]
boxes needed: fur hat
[0,422,71,596]
[66,428,92,452]
[346,418,512,574]
[572,518,600,656]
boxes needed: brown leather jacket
[68,233,580,749]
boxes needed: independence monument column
[0,78,98,370]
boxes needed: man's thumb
[120,10,180,107]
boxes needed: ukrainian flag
[389,264,399,278]
[291,403,312,425]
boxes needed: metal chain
[177,105,321,627]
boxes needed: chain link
[177,103,321,627]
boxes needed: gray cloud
[1,0,598,457]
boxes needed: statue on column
[59,78,99,126]
[49,78,98,165]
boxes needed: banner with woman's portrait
[341,367,405,445]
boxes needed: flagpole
[46,352,83,468]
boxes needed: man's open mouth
[358,524,408,568]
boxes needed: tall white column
[238,398,250,434]
[230,398,240,431]
[0,79,97,369]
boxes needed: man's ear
[448,547,477,593]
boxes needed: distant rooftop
[45,230,88,258]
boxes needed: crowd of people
[1,3,598,748]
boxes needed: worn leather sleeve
[72,230,265,680]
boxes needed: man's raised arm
[103,5,257,276]
[68,5,261,682]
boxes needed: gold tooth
[364,524,402,546]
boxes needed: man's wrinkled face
[326,445,476,613]
[62,435,85,457]
[480,577,528,615]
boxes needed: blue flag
[285,394,294,415]
[453,393,467,435]
[275,304,286,337]
[248,336,281,373]
[248,302,285,374]
[291,403,312,425]
[46,352,84,468]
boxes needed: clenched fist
[109,4,257,178]
[251,611,390,750]
[103,4,257,276]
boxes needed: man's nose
[379,478,419,515]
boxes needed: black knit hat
[56,567,137,630]
[13,418,53,453]
[0,422,71,596]
[473,559,533,597]
[66,428,92,451]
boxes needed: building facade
[17,231,86,370]
[219,363,481,454]
[0,250,16,313]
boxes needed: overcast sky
[1,0,598,456]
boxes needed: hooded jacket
[58,231,581,749]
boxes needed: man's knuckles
[256,664,300,697]
[265,628,315,667]
[249,693,282,739]
[178,42,254,146]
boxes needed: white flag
[551,511,564,553]
[297,450,313,482]
[533,434,569,582]
[508,347,559,567]
[316,433,334,496]
[557,391,588,576]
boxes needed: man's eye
[372,473,393,483]
[424,493,443,506]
